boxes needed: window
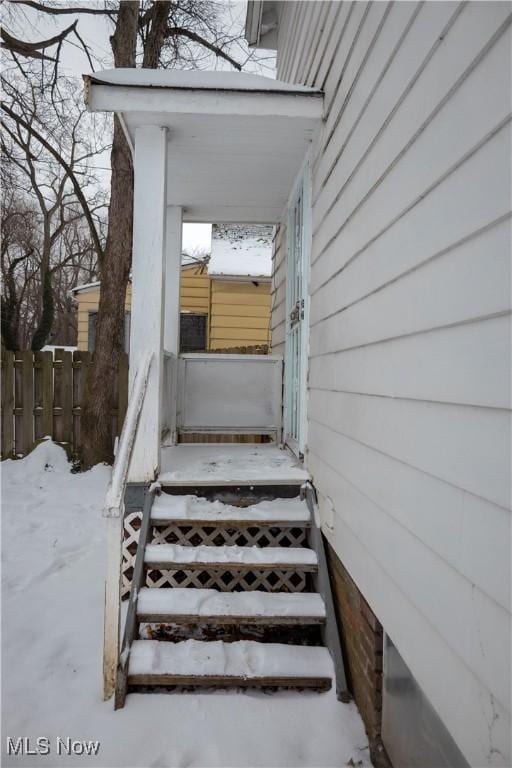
[180,313,207,352]
[88,311,208,354]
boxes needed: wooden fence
[1,350,128,460]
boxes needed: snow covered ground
[1,441,371,768]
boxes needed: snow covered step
[144,544,318,571]
[128,639,332,690]
[137,588,326,624]
[151,494,310,527]
[159,444,310,486]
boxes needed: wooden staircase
[115,480,345,708]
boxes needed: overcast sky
[9,1,275,253]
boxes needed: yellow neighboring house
[71,224,272,353]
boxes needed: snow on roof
[70,280,101,295]
[208,225,272,279]
[88,69,321,95]
[208,239,271,279]
[72,254,201,295]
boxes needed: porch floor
[159,444,309,486]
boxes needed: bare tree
[51,217,100,346]
[2,0,272,468]
[1,190,37,350]
[1,195,102,349]
[1,70,107,350]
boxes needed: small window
[88,311,131,354]
[180,313,207,352]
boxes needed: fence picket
[34,351,43,441]
[41,351,53,438]
[60,350,73,445]
[21,351,34,455]
[1,352,14,458]
[14,351,23,456]
[34,351,53,441]
[0,350,128,460]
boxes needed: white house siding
[273,2,512,765]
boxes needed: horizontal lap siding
[76,289,99,350]
[180,267,209,313]
[314,456,511,768]
[209,280,271,349]
[277,2,512,765]
[308,438,510,717]
[271,2,329,353]
[76,270,208,351]
[76,270,269,352]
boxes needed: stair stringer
[302,481,350,702]
[115,485,155,709]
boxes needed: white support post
[163,206,183,445]
[164,206,182,353]
[129,125,167,481]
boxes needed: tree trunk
[31,268,54,351]
[142,1,171,67]
[80,1,138,468]
[1,267,20,351]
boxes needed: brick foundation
[325,539,392,768]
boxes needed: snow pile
[1,441,370,767]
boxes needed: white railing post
[161,350,176,442]
[163,205,182,445]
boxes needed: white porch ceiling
[85,70,323,223]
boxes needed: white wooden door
[284,163,310,456]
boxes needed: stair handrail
[102,350,153,701]
[105,349,153,517]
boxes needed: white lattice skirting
[122,511,308,599]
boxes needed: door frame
[284,154,311,458]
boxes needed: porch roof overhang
[84,69,323,223]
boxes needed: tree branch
[73,27,95,71]
[13,1,117,16]
[1,101,104,263]
[1,22,78,61]
[166,26,242,71]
